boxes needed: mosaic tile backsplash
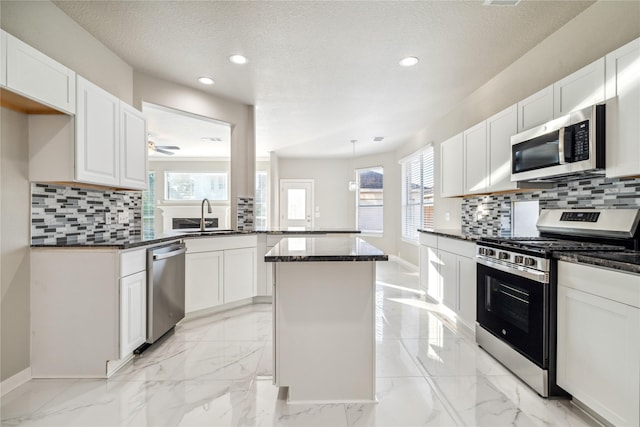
[462,176,640,237]
[31,183,142,245]
[237,196,254,231]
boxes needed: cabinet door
[5,32,76,114]
[1,30,7,87]
[439,250,458,311]
[463,121,488,195]
[120,271,147,359]
[224,247,257,304]
[440,133,464,198]
[185,251,223,313]
[487,105,518,192]
[557,285,640,427]
[517,85,553,132]
[457,256,477,331]
[605,37,640,179]
[119,102,148,190]
[76,76,120,186]
[553,57,605,117]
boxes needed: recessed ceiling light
[229,54,248,65]
[399,57,419,67]
[373,136,385,142]
[483,0,521,6]
[201,137,223,142]
[198,77,215,85]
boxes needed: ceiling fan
[148,140,180,155]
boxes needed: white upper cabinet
[553,57,605,118]
[487,104,518,192]
[119,102,148,190]
[4,31,76,114]
[76,76,120,187]
[1,30,7,87]
[463,121,488,195]
[440,132,464,198]
[605,37,640,179]
[517,85,553,132]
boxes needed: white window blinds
[401,145,434,241]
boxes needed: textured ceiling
[53,0,595,158]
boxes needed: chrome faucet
[200,198,212,231]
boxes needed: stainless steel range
[475,208,640,397]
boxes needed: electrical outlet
[105,214,112,225]
[117,212,129,224]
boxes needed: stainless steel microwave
[511,104,605,182]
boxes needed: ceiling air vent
[373,136,385,142]
[483,0,521,6]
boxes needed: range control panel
[560,211,600,222]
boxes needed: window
[356,167,383,233]
[142,172,155,236]
[164,172,228,201]
[255,171,268,229]
[401,146,434,241]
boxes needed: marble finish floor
[1,260,600,426]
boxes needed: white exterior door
[279,180,314,229]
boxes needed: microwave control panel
[566,120,589,162]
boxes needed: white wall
[395,0,640,263]
[278,158,353,229]
[0,108,30,382]
[133,72,256,229]
[0,1,133,103]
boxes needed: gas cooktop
[478,236,626,253]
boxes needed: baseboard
[1,367,31,397]
[389,254,418,271]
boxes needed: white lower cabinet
[31,246,151,378]
[119,270,146,359]
[185,235,258,314]
[224,247,257,304]
[557,261,640,427]
[419,233,477,332]
[185,250,223,313]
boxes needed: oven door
[476,261,548,368]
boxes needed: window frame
[400,145,434,242]
[163,171,229,202]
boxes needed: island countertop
[264,236,388,262]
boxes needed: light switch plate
[117,212,129,224]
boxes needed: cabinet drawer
[558,261,640,308]
[438,237,475,259]
[186,234,257,253]
[120,248,146,277]
[418,232,438,248]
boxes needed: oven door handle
[476,256,549,284]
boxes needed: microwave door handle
[558,127,567,164]
[563,126,574,162]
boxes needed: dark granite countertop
[417,228,482,242]
[265,236,388,262]
[554,250,640,275]
[30,229,251,249]
[255,227,360,235]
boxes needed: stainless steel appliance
[476,208,640,397]
[511,104,605,182]
[146,242,186,343]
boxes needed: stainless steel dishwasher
[146,242,186,344]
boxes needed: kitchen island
[265,236,387,404]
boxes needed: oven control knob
[478,248,486,256]
[498,252,510,261]
[514,255,524,264]
[524,257,537,267]
[487,249,496,257]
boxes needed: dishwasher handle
[152,247,186,261]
